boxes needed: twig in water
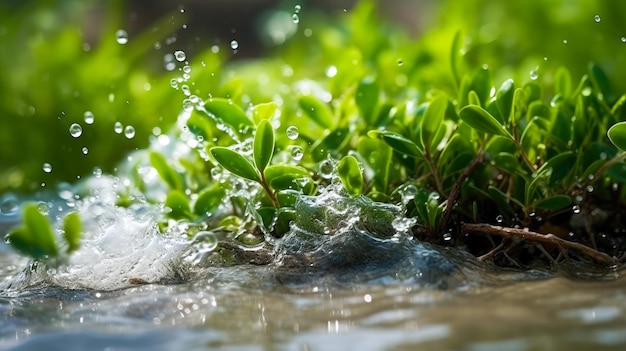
[462,223,618,267]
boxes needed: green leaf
[450,31,463,89]
[311,127,351,162]
[357,136,392,193]
[487,186,515,217]
[200,98,253,134]
[555,66,572,98]
[62,211,81,253]
[299,95,334,129]
[193,184,226,216]
[150,151,182,190]
[210,147,261,182]
[252,102,278,124]
[608,122,626,152]
[356,76,380,126]
[337,155,364,195]
[165,190,192,220]
[459,105,513,139]
[420,94,447,151]
[368,130,423,158]
[495,79,515,123]
[253,119,275,173]
[8,203,59,259]
[534,195,572,211]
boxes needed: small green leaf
[356,76,380,126]
[193,184,225,216]
[210,147,261,182]
[450,31,463,89]
[495,79,515,123]
[165,190,192,220]
[459,105,513,139]
[337,155,364,195]
[8,203,59,259]
[62,211,81,253]
[150,151,182,190]
[608,122,626,152]
[420,94,447,151]
[252,102,278,124]
[555,66,572,98]
[200,98,253,134]
[368,130,423,158]
[487,186,515,217]
[357,136,392,193]
[534,195,572,211]
[311,127,351,162]
[253,119,275,173]
[298,95,334,129]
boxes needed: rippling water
[1,180,626,350]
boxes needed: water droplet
[183,65,191,74]
[182,98,194,112]
[170,78,179,89]
[114,121,123,134]
[562,39,568,44]
[292,14,300,24]
[442,232,453,243]
[289,145,303,161]
[0,194,19,216]
[84,111,94,124]
[529,67,539,80]
[586,185,594,193]
[399,184,418,204]
[496,215,504,223]
[621,37,626,43]
[82,147,89,155]
[582,87,592,96]
[124,125,136,139]
[391,217,417,232]
[230,40,239,50]
[192,231,218,252]
[326,65,338,78]
[42,163,52,173]
[594,15,601,23]
[211,45,220,54]
[69,123,83,138]
[37,202,49,215]
[286,126,299,140]
[294,4,301,13]
[181,84,191,96]
[115,29,128,44]
[174,50,186,62]
[319,160,334,179]
[572,205,581,214]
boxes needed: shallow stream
[1,182,626,350]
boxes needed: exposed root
[462,223,619,267]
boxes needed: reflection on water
[1,248,626,350]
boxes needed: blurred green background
[1,0,626,192]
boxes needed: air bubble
[292,14,300,24]
[124,125,135,139]
[594,15,601,23]
[115,29,128,44]
[114,121,123,134]
[43,163,52,173]
[230,40,239,50]
[174,50,186,62]
[286,126,299,140]
[84,111,95,124]
[289,145,303,161]
[69,123,83,138]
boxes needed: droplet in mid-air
[69,123,83,138]
[42,163,52,173]
[286,126,299,140]
[174,50,186,62]
[84,111,94,124]
[124,125,136,139]
[292,14,300,24]
[289,145,303,161]
[319,159,334,179]
[115,29,128,44]
[82,147,89,155]
[294,4,301,13]
[114,121,123,134]
[230,40,239,50]
[621,37,626,43]
[594,15,601,23]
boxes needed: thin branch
[440,150,484,233]
[462,223,618,267]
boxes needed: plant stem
[259,174,279,208]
